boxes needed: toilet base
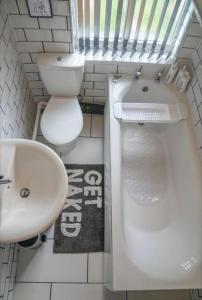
[55,139,77,154]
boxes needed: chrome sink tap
[155,68,164,83]
[134,65,142,80]
[0,176,11,185]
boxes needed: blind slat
[77,0,84,52]
[84,0,90,54]
[157,0,182,59]
[103,0,113,55]
[74,0,192,61]
[131,0,147,56]
[166,0,191,59]
[112,0,124,56]
[139,0,158,57]
[121,0,136,56]
[94,0,101,54]
[148,0,170,58]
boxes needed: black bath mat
[53,164,104,253]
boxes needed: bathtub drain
[20,188,30,198]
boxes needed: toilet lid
[41,96,83,145]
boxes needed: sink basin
[0,139,68,243]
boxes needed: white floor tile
[88,253,104,283]
[80,114,91,137]
[127,290,191,300]
[36,135,60,155]
[16,240,87,283]
[62,137,104,164]
[91,115,104,137]
[45,223,55,239]
[51,283,104,300]
[14,283,51,300]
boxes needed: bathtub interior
[121,121,202,282]
[107,75,202,288]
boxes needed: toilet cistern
[37,53,84,153]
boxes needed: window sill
[76,50,175,65]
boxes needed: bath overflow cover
[20,188,30,198]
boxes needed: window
[71,0,193,61]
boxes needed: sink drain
[20,188,30,198]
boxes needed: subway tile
[43,42,70,52]
[52,30,71,42]
[192,50,200,68]
[85,73,106,82]
[17,41,43,53]
[95,63,118,74]
[93,97,106,104]
[188,22,202,37]
[94,82,106,89]
[191,101,200,125]
[183,36,201,49]
[29,80,44,89]
[14,283,51,300]
[31,88,43,96]
[20,53,32,63]
[196,64,202,89]
[16,0,29,14]
[23,64,38,72]
[50,0,70,16]
[84,63,94,73]
[85,89,105,97]
[178,47,193,59]
[30,53,39,63]
[25,29,52,42]
[194,121,202,148]
[5,0,19,14]
[14,29,26,42]
[186,84,195,106]
[25,72,39,81]
[9,15,39,29]
[199,103,202,119]
[16,240,87,282]
[193,81,202,106]
[38,16,67,29]
[82,82,93,89]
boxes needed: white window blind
[72,0,193,60]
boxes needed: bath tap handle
[155,68,165,83]
[134,65,142,80]
[0,178,12,185]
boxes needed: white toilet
[37,53,84,153]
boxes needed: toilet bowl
[37,53,84,153]
[41,96,83,153]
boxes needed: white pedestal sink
[0,139,68,243]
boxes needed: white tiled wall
[186,41,202,160]
[6,0,72,103]
[0,0,36,299]
[5,1,201,106]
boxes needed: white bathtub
[104,75,202,291]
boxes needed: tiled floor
[14,113,193,300]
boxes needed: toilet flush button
[57,56,64,61]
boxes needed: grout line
[16,281,103,284]
[49,283,52,300]
[86,253,89,283]
[90,114,93,137]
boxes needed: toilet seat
[41,96,83,146]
